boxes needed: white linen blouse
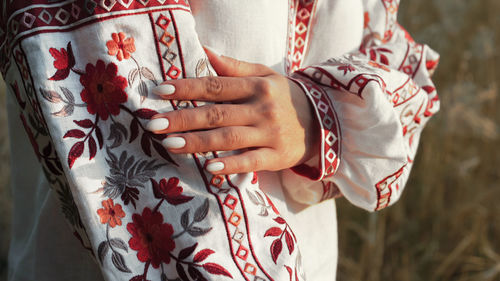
[1,0,439,280]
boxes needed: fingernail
[206,161,225,172]
[152,84,175,96]
[162,137,186,149]
[204,46,221,57]
[146,118,169,132]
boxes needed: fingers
[147,104,257,134]
[153,76,272,102]
[203,46,274,77]
[163,126,266,154]
[205,148,277,175]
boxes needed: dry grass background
[0,0,498,280]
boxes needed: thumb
[203,46,274,77]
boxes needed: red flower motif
[106,32,136,61]
[97,199,126,228]
[48,42,75,80]
[151,177,194,205]
[127,208,175,268]
[80,60,128,120]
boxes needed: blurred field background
[0,0,499,280]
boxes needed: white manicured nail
[206,162,225,172]
[204,46,221,57]
[152,84,175,96]
[146,118,169,131]
[162,137,186,149]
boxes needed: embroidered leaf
[95,126,104,149]
[68,141,84,168]
[202,263,233,278]
[49,68,70,81]
[97,241,109,264]
[121,187,139,208]
[111,251,132,273]
[188,266,204,280]
[254,190,266,205]
[53,104,74,117]
[40,88,62,103]
[134,108,158,120]
[60,87,75,104]
[128,68,139,86]
[259,207,269,217]
[88,136,97,160]
[141,133,152,156]
[109,238,128,252]
[64,129,85,139]
[152,140,178,166]
[74,119,94,128]
[380,54,389,65]
[141,67,156,82]
[285,265,293,281]
[285,231,295,254]
[422,86,435,93]
[108,122,127,149]
[139,80,148,103]
[130,276,146,281]
[129,119,139,143]
[274,217,286,224]
[176,263,189,281]
[179,243,198,260]
[246,189,262,206]
[264,227,283,237]
[193,249,215,263]
[187,226,212,237]
[42,143,52,157]
[181,209,190,229]
[66,41,76,69]
[270,239,283,264]
[194,198,209,222]
[44,159,62,176]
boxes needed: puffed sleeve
[281,0,440,211]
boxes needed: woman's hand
[146,48,319,175]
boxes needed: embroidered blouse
[1,0,439,280]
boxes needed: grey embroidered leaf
[60,87,75,104]
[97,241,109,264]
[108,122,128,149]
[246,189,262,206]
[138,80,148,104]
[109,238,128,252]
[128,68,139,86]
[140,67,156,82]
[187,226,212,237]
[193,199,209,222]
[111,251,132,273]
[52,104,74,117]
[39,88,62,103]
[181,209,190,230]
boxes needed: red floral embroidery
[127,208,175,268]
[97,199,126,228]
[48,42,75,80]
[151,177,194,205]
[106,32,136,61]
[80,60,128,120]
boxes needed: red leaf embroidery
[64,129,86,139]
[74,119,94,128]
[179,243,198,260]
[95,126,104,149]
[129,119,139,143]
[380,54,389,65]
[422,86,435,93]
[285,265,293,281]
[202,263,233,278]
[134,108,158,119]
[193,249,215,263]
[285,231,294,254]
[274,217,286,224]
[270,239,282,264]
[152,140,178,166]
[264,227,283,237]
[141,133,151,156]
[89,137,97,160]
[68,141,84,168]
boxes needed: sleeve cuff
[287,76,341,181]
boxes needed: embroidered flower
[80,60,128,120]
[151,177,194,205]
[106,32,136,61]
[127,208,175,268]
[97,199,126,228]
[49,42,76,80]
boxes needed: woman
[1,0,439,280]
